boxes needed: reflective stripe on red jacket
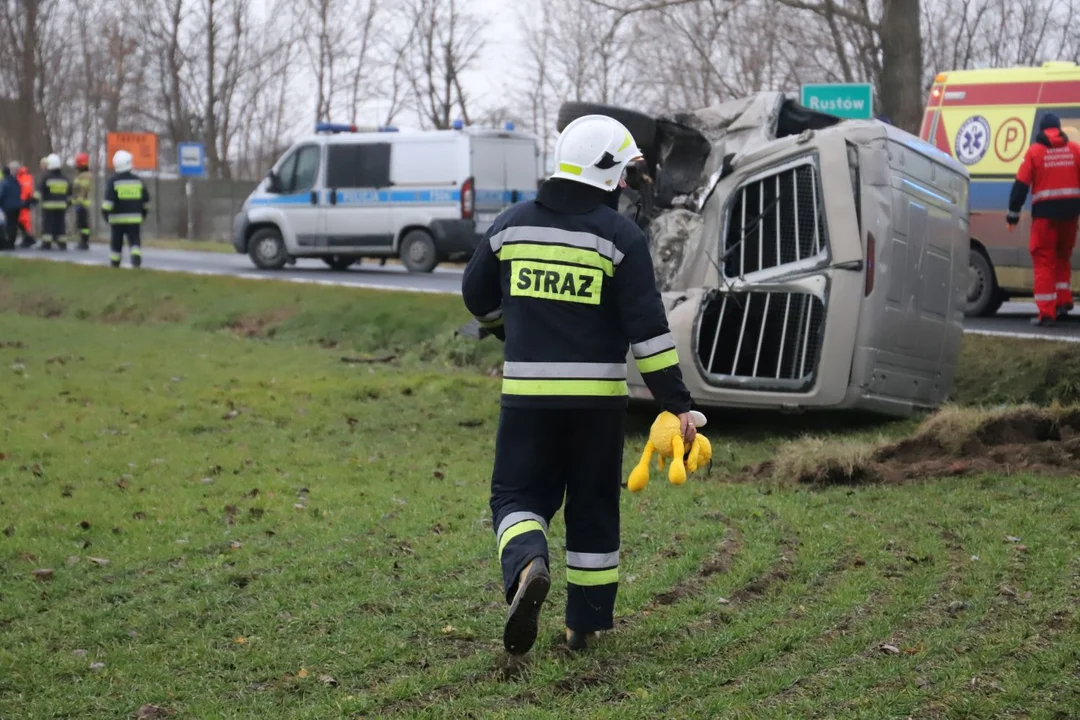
[1009,128,1080,220]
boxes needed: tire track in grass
[904,552,1080,718]
[534,512,872,717]
[376,516,786,716]
[775,511,1067,718]
[651,512,950,717]
[751,522,970,717]
[355,518,753,715]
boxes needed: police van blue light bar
[378,126,398,132]
[315,122,358,133]
[451,119,464,130]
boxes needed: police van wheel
[400,230,438,273]
[249,227,287,270]
[323,255,356,271]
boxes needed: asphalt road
[3,243,464,295]
[6,243,1080,342]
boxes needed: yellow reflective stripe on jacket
[566,567,619,586]
[501,378,628,396]
[636,348,679,374]
[101,200,114,211]
[498,519,545,556]
[41,201,68,209]
[108,213,143,224]
[498,242,614,276]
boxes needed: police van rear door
[470,134,540,233]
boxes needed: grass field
[1,260,1078,719]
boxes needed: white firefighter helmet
[550,114,643,191]
[113,149,133,173]
[46,153,61,170]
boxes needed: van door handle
[329,190,337,206]
[311,191,318,205]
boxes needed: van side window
[272,152,298,195]
[291,145,321,193]
[327,143,391,188]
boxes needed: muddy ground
[747,408,1080,486]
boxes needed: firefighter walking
[73,152,93,251]
[101,150,149,268]
[1007,113,1080,325]
[34,153,71,251]
[462,115,696,655]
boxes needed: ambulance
[921,61,1080,316]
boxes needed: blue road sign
[800,83,874,120]
[178,142,205,177]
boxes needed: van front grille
[723,163,826,278]
[696,289,825,390]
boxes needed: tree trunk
[878,0,923,134]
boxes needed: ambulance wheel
[966,247,1002,317]
[556,101,656,155]
[323,255,355,271]
[249,227,287,270]
[400,230,438,273]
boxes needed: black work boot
[40,241,51,250]
[19,237,34,249]
[565,628,601,652]
[57,241,67,251]
[78,238,89,251]
[503,557,550,655]
[131,253,142,268]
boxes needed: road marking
[963,328,1080,343]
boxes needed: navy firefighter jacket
[461,178,693,414]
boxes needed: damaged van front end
[620,92,970,417]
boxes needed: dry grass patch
[751,405,1080,486]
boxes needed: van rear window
[327,143,391,188]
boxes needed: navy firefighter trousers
[491,406,625,633]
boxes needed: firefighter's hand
[678,412,697,447]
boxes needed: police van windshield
[272,145,320,195]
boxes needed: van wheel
[400,230,438,273]
[322,255,355,271]
[556,101,657,154]
[249,227,287,270]
[966,248,1003,317]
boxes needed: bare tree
[398,0,487,129]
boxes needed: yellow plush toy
[628,410,712,492]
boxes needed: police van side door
[281,144,322,249]
[321,142,394,251]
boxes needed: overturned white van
[564,93,971,417]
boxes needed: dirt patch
[226,308,297,339]
[16,291,66,319]
[746,407,1080,486]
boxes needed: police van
[233,122,542,272]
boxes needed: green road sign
[800,83,874,120]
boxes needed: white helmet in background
[113,150,133,173]
[550,114,643,191]
[46,153,61,170]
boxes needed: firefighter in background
[15,163,35,248]
[33,153,71,251]
[73,152,93,251]
[1007,112,1080,325]
[101,149,149,268]
[462,115,696,655]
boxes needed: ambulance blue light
[452,119,464,130]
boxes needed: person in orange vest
[15,163,36,248]
[73,152,93,250]
[1007,113,1080,325]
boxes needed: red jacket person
[1007,113,1080,325]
